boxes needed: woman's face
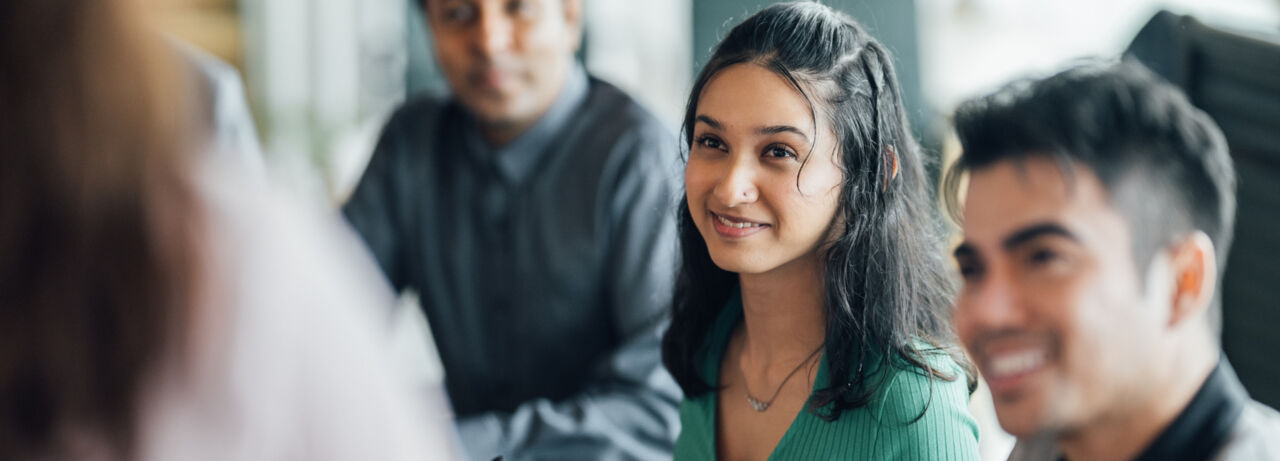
[685,63,844,276]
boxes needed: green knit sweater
[672,297,981,460]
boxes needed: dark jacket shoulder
[579,78,664,130]
[377,93,454,150]
[574,78,679,179]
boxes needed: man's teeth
[717,215,763,229]
[989,350,1046,378]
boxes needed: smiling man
[342,0,681,460]
[947,61,1280,461]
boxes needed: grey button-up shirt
[343,65,682,461]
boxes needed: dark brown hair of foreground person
[0,0,201,459]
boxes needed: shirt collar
[1038,356,1250,461]
[462,63,590,185]
[1131,356,1249,461]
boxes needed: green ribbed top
[673,297,981,460]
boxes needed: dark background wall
[692,1,931,143]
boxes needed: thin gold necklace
[742,346,823,412]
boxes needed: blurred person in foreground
[342,0,681,459]
[172,39,265,175]
[0,0,459,459]
[947,60,1280,461]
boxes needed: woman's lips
[710,211,769,238]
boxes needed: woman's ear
[1167,231,1217,329]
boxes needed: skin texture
[425,0,581,146]
[953,156,1218,461]
[685,62,843,461]
[685,62,843,279]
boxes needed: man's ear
[563,0,584,51]
[1168,231,1217,329]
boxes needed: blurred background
[154,0,1280,197]
[156,0,1280,459]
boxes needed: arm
[187,166,463,461]
[455,124,684,461]
[340,111,415,292]
[872,354,981,461]
[297,219,462,461]
[169,38,266,175]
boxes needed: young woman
[663,3,980,459]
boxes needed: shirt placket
[479,165,518,401]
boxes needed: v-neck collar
[700,292,831,460]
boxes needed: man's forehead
[961,156,1114,246]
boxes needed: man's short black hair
[945,59,1237,287]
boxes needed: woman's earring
[883,145,899,191]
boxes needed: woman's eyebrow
[757,125,809,142]
[696,116,811,143]
[694,115,722,130]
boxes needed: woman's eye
[696,136,725,151]
[764,145,797,160]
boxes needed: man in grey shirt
[947,61,1280,460]
[342,0,681,460]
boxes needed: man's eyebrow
[757,125,809,142]
[1003,223,1080,250]
[694,115,722,130]
[953,242,977,259]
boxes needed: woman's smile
[710,211,771,238]
[684,63,843,275]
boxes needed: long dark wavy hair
[0,0,201,459]
[661,1,973,421]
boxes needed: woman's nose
[712,157,759,207]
